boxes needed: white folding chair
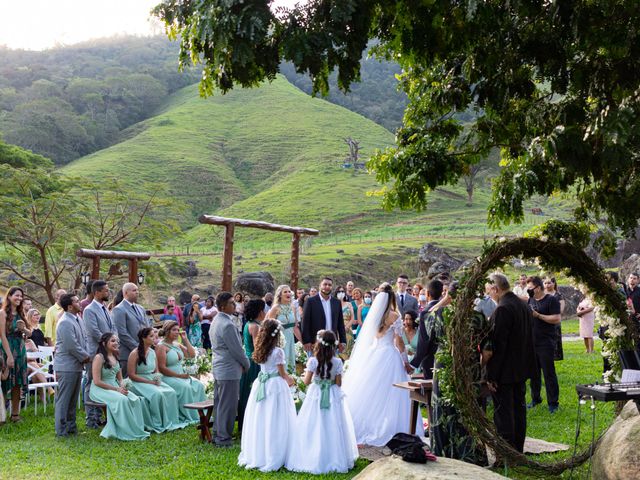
[26,347,58,414]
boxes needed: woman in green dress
[127,327,188,433]
[267,285,301,373]
[237,299,266,432]
[355,291,373,338]
[156,321,206,424]
[0,287,28,422]
[187,301,203,348]
[89,332,150,440]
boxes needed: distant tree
[343,137,361,164]
[461,161,490,207]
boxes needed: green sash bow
[314,378,335,409]
[255,371,280,402]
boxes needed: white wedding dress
[342,292,423,446]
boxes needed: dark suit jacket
[410,300,440,378]
[396,292,419,316]
[301,294,347,345]
[486,291,537,384]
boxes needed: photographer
[526,276,561,413]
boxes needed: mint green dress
[238,321,260,431]
[129,349,188,433]
[276,305,297,372]
[160,342,206,424]
[89,359,150,440]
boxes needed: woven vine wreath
[441,236,636,474]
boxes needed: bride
[342,283,423,446]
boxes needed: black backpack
[385,433,435,464]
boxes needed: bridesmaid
[89,332,149,440]
[267,285,301,373]
[0,287,28,422]
[401,311,420,373]
[156,321,206,424]
[237,299,266,432]
[127,328,188,433]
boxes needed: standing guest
[22,299,33,316]
[127,328,187,433]
[0,287,28,422]
[293,288,306,311]
[186,295,203,348]
[181,294,200,333]
[401,311,420,371]
[161,296,183,327]
[262,292,274,314]
[209,292,250,446]
[54,294,91,437]
[266,285,300,373]
[543,276,564,361]
[513,274,529,301]
[335,286,355,353]
[238,299,266,432]
[345,281,355,302]
[475,282,498,320]
[301,277,347,354]
[200,296,218,350]
[89,332,150,440]
[112,282,151,377]
[412,283,424,298]
[79,280,94,315]
[44,288,66,345]
[526,276,561,413]
[234,292,245,321]
[485,273,536,453]
[607,271,627,298]
[238,319,296,471]
[577,295,595,354]
[309,287,318,297]
[156,321,206,424]
[355,290,373,337]
[26,309,46,348]
[417,288,428,313]
[625,272,640,327]
[349,288,364,339]
[82,280,114,428]
[297,293,309,321]
[287,330,358,474]
[396,274,419,316]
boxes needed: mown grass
[0,340,615,480]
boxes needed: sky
[0,0,301,51]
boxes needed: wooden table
[393,379,433,436]
[184,400,215,442]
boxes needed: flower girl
[286,330,359,474]
[238,319,296,472]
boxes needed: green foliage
[0,36,198,165]
[0,138,53,170]
[155,1,640,240]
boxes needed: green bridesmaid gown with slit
[89,361,150,440]
[160,342,207,424]
[129,349,188,433]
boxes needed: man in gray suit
[54,294,90,437]
[209,291,250,447]
[82,279,113,428]
[396,274,419,316]
[112,282,150,376]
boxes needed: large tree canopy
[154,0,640,237]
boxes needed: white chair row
[26,346,58,415]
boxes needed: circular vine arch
[446,237,636,474]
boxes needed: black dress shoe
[526,400,541,409]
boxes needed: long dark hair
[378,284,397,332]
[2,286,25,321]
[137,327,154,365]
[244,299,266,322]
[252,319,281,364]
[314,330,337,380]
[96,332,118,369]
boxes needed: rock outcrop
[233,271,275,297]
[418,243,462,281]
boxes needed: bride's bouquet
[120,378,133,390]
[151,373,163,384]
[289,372,307,411]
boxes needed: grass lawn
[0,340,614,480]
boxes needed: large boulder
[585,229,640,268]
[167,259,199,278]
[558,285,584,319]
[620,254,640,283]
[233,271,275,297]
[418,243,463,280]
[592,400,640,479]
[353,455,504,480]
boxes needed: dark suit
[410,300,440,378]
[301,294,347,345]
[396,292,419,316]
[486,291,536,453]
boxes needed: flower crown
[316,331,339,346]
[271,324,282,337]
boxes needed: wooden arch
[198,215,319,292]
[77,249,151,284]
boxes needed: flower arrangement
[289,372,307,410]
[120,378,132,390]
[152,373,163,383]
[183,352,212,376]
[205,379,215,399]
[295,342,307,366]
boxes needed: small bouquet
[295,342,308,366]
[120,378,132,390]
[205,379,215,399]
[289,372,307,411]
[183,357,198,375]
[195,354,212,376]
[152,373,163,384]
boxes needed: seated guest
[89,332,150,441]
[26,309,47,347]
[156,321,206,424]
[127,327,188,433]
[24,308,56,401]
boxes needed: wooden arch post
[198,215,319,292]
[77,249,152,284]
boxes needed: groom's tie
[400,294,405,308]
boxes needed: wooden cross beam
[198,215,319,292]
[77,249,151,284]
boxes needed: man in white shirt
[512,274,529,301]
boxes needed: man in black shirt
[625,272,640,326]
[526,275,561,413]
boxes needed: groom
[302,277,347,352]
